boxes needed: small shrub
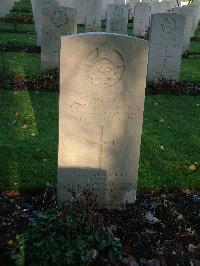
[14,193,123,266]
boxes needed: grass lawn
[180,57,200,82]
[0,90,199,191]
[188,41,200,53]
[0,52,40,78]
[11,0,33,14]
[0,0,199,192]
[0,32,36,46]
[0,22,35,33]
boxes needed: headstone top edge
[61,32,149,44]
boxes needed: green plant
[14,193,122,266]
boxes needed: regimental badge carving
[161,16,176,34]
[112,5,124,17]
[51,11,68,28]
[87,45,125,87]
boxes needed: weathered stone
[147,13,185,83]
[41,5,77,70]
[106,4,128,34]
[133,2,151,38]
[173,6,193,53]
[58,33,148,209]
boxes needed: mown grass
[0,52,40,78]
[0,32,36,46]
[188,41,200,53]
[0,90,199,191]
[0,0,200,192]
[11,0,32,14]
[0,22,35,33]
[180,57,200,82]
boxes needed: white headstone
[187,4,199,36]
[85,16,101,32]
[133,2,151,38]
[127,0,140,20]
[147,13,185,83]
[106,4,128,34]
[173,6,193,53]
[34,0,59,46]
[84,0,102,32]
[101,0,113,20]
[58,33,148,209]
[41,6,77,70]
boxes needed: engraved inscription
[67,97,135,123]
[87,45,125,87]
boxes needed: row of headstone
[0,0,19,18]
[56,5,199,208]
[37,0,199,82]
[28,1,200,209]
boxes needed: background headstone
[34,0,58,46]
[173,6,193,53]
[133,2,151,38]
[106,4,128,34]
[84,0,102,32]
[41,6,77,70]
[147,13,185,83]
[58,33,148,209]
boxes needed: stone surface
[173,6,193,53]
[101,0,113,20]
[85,16,101,32]
[147,13,185,83]
[0,0,15,17]
[58,33,148,209]
[106,4,128,34]
[41,5,77,70]
[127,0,140,20]
[187,3,199,36]
[133,2,151,38]
[34,0,58,46]
[84,0,102,32]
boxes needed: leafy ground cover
[0,190,199,265]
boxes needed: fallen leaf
[177,214,184,221]
[7,240,14,246]
[188,244,197,253]
[145,211,160,224]
[21,124,28,129]
[159,118,165,123]
[188,164,197,172]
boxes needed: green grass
[0,52,40,78]
[12,0,33,14]
[139,95,200,190]
[188,41,200,53]
[0,22,35,33]
[0,32,36,46]
[0,90,58,191]
[180,57,200,82]
[0,91,199,191]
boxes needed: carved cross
[87,126,115,170]
[160,45,172,69]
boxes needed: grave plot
[0,0,200,265]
